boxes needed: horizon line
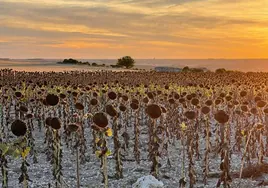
[2,58,268,60]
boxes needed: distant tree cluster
[181,66,237,73]
[57,58,106,67]
[215,68,242,73]
[57,58,82,65]
[182,66,208,73]
[215,68,227,73]
[57,56,136,69]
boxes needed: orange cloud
[1,0,268,58]
[44,41,110,49]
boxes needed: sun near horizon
[1,0,268,59]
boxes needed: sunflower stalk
[133,111,140,164]
[78,123,86,164]
[27,120,38,163]
[203,117,211,184]
[240,129,253,179]
[76,143,80,188]
[0,153,8,188]
[52,130,62,188]
[216,123,231,188]
[99,132,108,188]
[187,131,196,188]
[150,119,160,178]
[112,117,123,179]
[258,131,264,164]
[180,131,186,187]
[19,145,31,188]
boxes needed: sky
[0,0,268,59]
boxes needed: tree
[182,66,190,72]
[215,68,227,73]
[117,56,135,69]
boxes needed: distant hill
[26,58,45,61]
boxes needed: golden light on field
[1,0,268,58]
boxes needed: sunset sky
[1,0,268,59]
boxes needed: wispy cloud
[1,0,268,58]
